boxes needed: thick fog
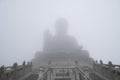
[0,0,120,66]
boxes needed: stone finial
[13,62,18,69]
[39,66,44,72]
[75,60,78,65]
[108,61,113,67]
[0,65,4,69]
[48,60,51,65]
[100,60,103,64]
[95,60,98,64]
[0,65,4,76]
[22,61,26,66]
[30,62,32,65]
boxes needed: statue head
[55,18,68,35]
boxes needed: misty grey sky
[0,0,120,66]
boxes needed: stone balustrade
[37,61,92,80]
[93,60,120,80]
[0,61,32,80]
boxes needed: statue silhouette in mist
[32,18,91,68]
[44,18,78,53]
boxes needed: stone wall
[0,61,32,80]
[93,60,120,80]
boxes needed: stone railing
[93,60,120,80]
[0,61,32,80]
[37,61,92,80]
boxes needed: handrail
[94,63,120,80]
[75,65,92,80]
[38,65,92,80]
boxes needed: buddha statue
[43,18,78,53]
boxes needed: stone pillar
[75,61,78,65]
[0,65,4,79]
[75,69,80,80]
[47,71,51,80]
[84,66,90,78]
[50,69,53,80]
[38,67,44,80]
